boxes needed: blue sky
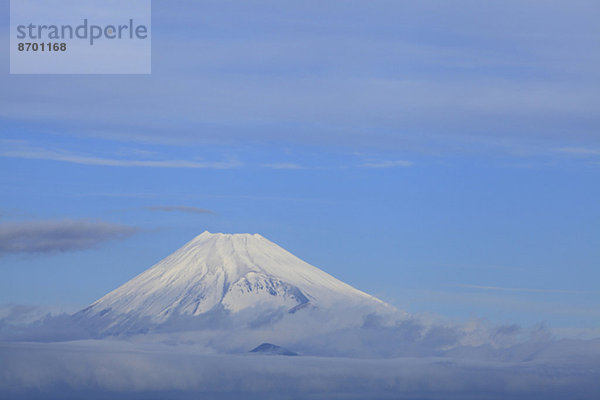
[1,0,599,336]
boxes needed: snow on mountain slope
[76,232,392,335]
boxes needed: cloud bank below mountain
[1,339,599,400]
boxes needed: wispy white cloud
[1,1,598,157]
[555,147,600,156]
[0,140,241,169]
[262,163,304,170]
[453,284,590,295]
[77,192,160,199]
[144,206,215,215]
[361,160,414,168]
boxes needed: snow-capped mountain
[75,232,393,335]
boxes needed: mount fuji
[75,232,395,337]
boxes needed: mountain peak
[76,232,391,335]
[192,231,265,242]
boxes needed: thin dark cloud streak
[361,160,414,168]
[0,220,138,255]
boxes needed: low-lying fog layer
[1,339,599,400]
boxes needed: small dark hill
[249,343,298,356]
